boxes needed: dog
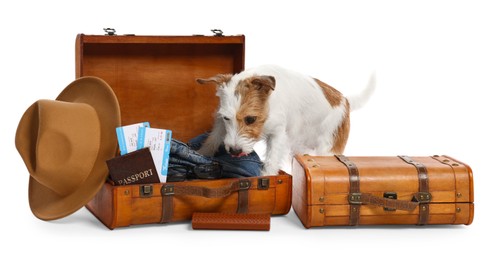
[196,64,375,175]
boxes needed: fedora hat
[15,76,121,220]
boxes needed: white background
[2,1,499,259]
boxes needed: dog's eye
[244,116,257,125]
[223,116,230,121]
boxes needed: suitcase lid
[76,33,245,142]
[293,155,474,206]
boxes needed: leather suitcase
[76,33,292,229]
[292,155,474,228]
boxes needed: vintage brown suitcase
[292,155,474,228]
[77,33,292,229]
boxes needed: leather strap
[160,180,251,223]
[160,184,174,223]
[335,155,360,226]
[398,155,430,225]
[237,188,249,213]
[237,179,250,213]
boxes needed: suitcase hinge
[140,184,153,197]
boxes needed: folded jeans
[168,133,263,180]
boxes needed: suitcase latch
[258,178,270,190]
[383,192,397,211]
[140,185,153,197]
[348,193,362,205]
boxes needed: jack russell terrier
[196,65,375,175]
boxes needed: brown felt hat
[15,76,121,220]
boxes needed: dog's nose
[229,147,243,156]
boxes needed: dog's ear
[250,76,275,94]
[196,74,232,86]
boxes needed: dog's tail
[347,72,376,111]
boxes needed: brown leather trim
[237,189,249,213]
[398,155,430,225]
[335,155,360,226]
[160,185,174,223]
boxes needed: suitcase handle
[161,179,250,198]
[349,192,431,211]
[160,179,251,223]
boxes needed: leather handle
[160,179,250,223]
[161,179,250,198]
[352,193,417,211]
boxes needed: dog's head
[197,74,275,157]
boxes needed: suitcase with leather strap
[292,154,474,227]
[78,32,292,229]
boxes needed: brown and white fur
[197,65,375,175]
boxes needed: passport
[106,148,160,185]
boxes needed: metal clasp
[258,178,270,190]
[414,192,432,203]
[348,193,362,205]
[140,185,153,197]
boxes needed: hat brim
[28,76,120,220]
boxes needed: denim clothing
[168,133,263,180]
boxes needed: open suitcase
[292,154,474,228]
[77,32,292,229]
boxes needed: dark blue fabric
[168,133,262,178]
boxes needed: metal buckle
[414,192,432,203]
[348,193,362,205]
[140,185,153,197]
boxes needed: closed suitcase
[292,155,474,228]
[77,33,292,229]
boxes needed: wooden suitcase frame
[292,155,474,228]
[77,33,292,229]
